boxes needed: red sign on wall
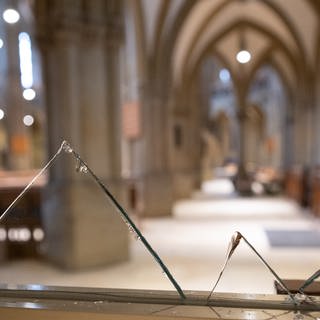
[122,102,141,140]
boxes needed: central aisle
[0,185,318,295]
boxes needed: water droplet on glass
[294,293,307,303]
[293,313,304,320]
[79,165,88,173]
[62,142,73,153]
[162,271,168,277]
[75,158,88,174]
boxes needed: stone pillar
[283,95,294,169]
[313,79,320,165]
[140,90,174,216]
[238,110,247,170]
[170,83,203,200]
[233,89,253,195]
[34,0,128,269]
[121,1,175,216]
[292,90,310,166]
[302,86,313,167]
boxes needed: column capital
[33,0,123,48]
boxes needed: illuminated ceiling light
[219,68,231,83]
[0,39,3,49]
[3,9,20,24]
[23,88,36,101]
[0,109,4,120]
[23,115,34,126]
[236,29,251,64]
[236,50,251,64]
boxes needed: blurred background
[0,0,319,294]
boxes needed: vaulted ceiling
[137,0,320,91]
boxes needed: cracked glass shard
[0,140,186,301]
[0,140,319,309]
[206,231,310,305]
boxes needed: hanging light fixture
[236,50,251,64]
[236,29,251,64]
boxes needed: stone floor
[0,179,319,296]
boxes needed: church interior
[0,0,319,305]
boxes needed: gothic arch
[171,0,314,90]
[185,19,299,108]
[246,48,294,103]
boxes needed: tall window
[19,32,33,89]
[19,32,36,101]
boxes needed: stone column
[34,0,128,269]
[233,89,253,195]
[313,79,320,165]
[139,88,174,217]
[169,83,203,200]
[238,110,247,169]
[304,86,317,168]
[282,94,294,169]
[292,90,311,166]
